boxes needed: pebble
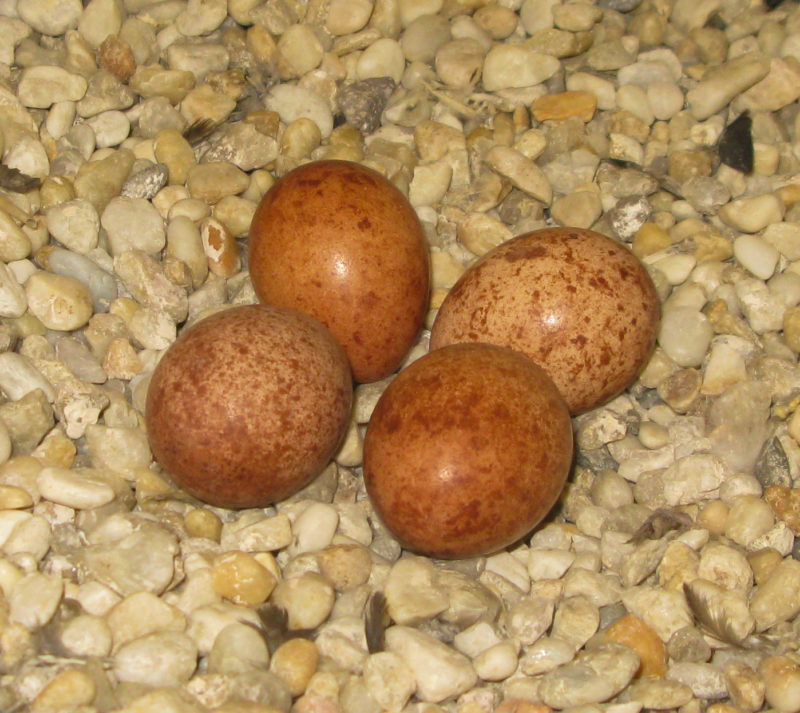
[687,53,771,120]
[482,45,560,90]
[363,651,416,711]
[385,625,478,703]
[270,638,319,696]
[113,631,198,687]
[539,644,640,708]
[658,307,714,368]
[36,466,115,509]
[749,558,800,631]
[719,193,785,233]
[271,573,335,630]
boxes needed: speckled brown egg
[145,304,352,509]
[248,160,430,384]
[430,228,661,414]
[363,343,573,558]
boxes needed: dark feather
[718,112,754,174]
[0,165,40,193]
[183,118,219,146]
[627,508,693,544]
[365,590,387,653]
[246,604,316,654]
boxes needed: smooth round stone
[36,466,115,509]
[567,72,616,110]
[649,253,697,285]
[357,38,405,83]
[734,234,780,280]
[0,210,32,263]
[25,271,93,331]
[401,15,451,63]
[399,0,443,26]
[657,306,713,368]
[434,38,485,88]
[265,84,334,138]
[45,199,100,255]
[185,163,250,203]
[114,632,198,687]
[720,193,785,234]
[19,0,82,35]
[552,1,602,31]
[326,0,373,34]
[46,246,117,313]
[769,271,800,307]
[482,45,560,90]
[101,197,166,255]
[550,190,602,229]
[17,66,88,108]
[86,110,130,148]
[473,5,518,39]
[278,24,324,77]
[647,81,684,120]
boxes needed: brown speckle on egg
[363,343,573,558]
[430,228,661,414]
[145,304,352,508]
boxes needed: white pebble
[113,632,198,687]
[482,45,560,90]
[719,193,785,233]
[265,84,334,138]
[658,306,714,368]
[385,625,477,703]
[472,640,519,681]
[734,234,780,280]
[357,38,405,83]
[36,466,116,509]
[290,502,339,555]
[0,352,55,402]
[9,572,63,629]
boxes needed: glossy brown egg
[248,160,430,383]
[430,228,661,414]
[363,343,573,558]
[145,305,352,508]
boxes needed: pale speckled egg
[145,304,352,508]
[248,160,430,384]
[363,343,573,558]
[430,228,661,414]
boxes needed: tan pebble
[184,508,222,541]
[747,547,783,586]
[765,485,800,534]
[108,297,140,326]
[531,91,597,122]
[212,550,276,607]
[657,368,701,413]
[31,431,76,468]
[25,272,93,331]
[316,543,372,592]
[633,222,672,259]
[725,661,766,713]
[304,670,340,699]
[0,485,32,509]
[778,184,800,208]
[706,704,745,713]
[270,638,319,696]
[658,541,699,591]
[102,337,142,380]
[31,668,95,712]
[760,655,800,713]
[496,703,552,713]
[696,499,729,535]
[154,129,197,186]
[201,217,241,277]
[784,306,800,353]
[603,613,667,678]
[98,35,136,82]
[186,162,250,203]
[212,196,257,239]
[214,702,285,713]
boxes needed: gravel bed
[0,0,799,711]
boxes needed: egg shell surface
[248,160,430,383]
[363,342,573,558]
[145,304,352,508]
[430,228,661,414]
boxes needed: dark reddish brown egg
[430,228,661,414]
[363,343,573,558]
[145,305,352,508]
[248,160,430,384]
